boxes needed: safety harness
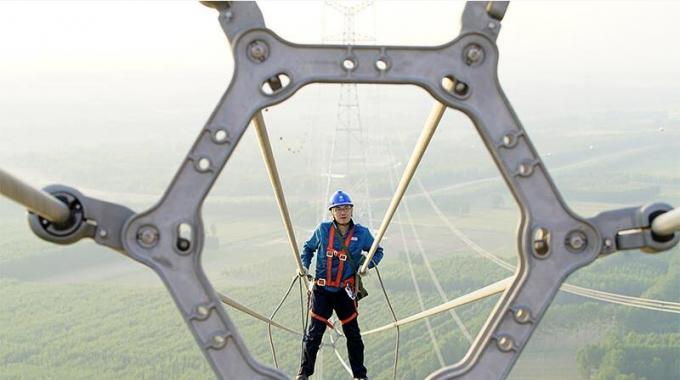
[311,224,358,327]
[316,224,355,289]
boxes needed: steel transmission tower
[322,0,376,228]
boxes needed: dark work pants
[299,285,366,378]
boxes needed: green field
[1,71,679,379]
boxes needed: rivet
[197,306,210,318]
[98,229,108,238]
[502,134,514,147]
[497,335,514,352]
[514,308,531,323]
[518,162,533,177]
[213,129,230,144]
[213,335,226,347]
[197,157,211,172]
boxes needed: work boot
[353,378,368,380]
[295,375,308,380]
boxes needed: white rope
[329,332,354,375]
[383,136,475,343]
[252,112,307,285]
[321,110,339,220]
[561,284,680,312]
[360,78,454,274]
[0,167,71,223]
[561,285,680,314]
[363,277,512,336]
[393,192,446,366]
[411,170,680,313]
[652,207,680,236]
[400,189,476,343]
[217,291,302,337]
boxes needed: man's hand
[298,267,313,281]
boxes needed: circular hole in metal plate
[261,73,291,96]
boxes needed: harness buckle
[338,253,347,261]
[344,283,356,300]
[316,279,326,286]
[326,250,335,258]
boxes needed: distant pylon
[322,0,375,229]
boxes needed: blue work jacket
[302,220,384,292]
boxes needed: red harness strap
[325,224,354,288]
[310,311,334,329]
[340,311,358,325]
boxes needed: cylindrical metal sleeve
[0,168,70,223]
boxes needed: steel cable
[267,275,302,368]
[411,170,680,313]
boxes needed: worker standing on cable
[296,190,383,380]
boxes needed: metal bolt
[603,238,614,251]
[248,40,269,62]
[566,230,588,252]
[533,227,550,257]
[502,134,514,147]
[453,81,469,96]
[488,22,497,29]
[98,229,108,239]
[213,335,226,347]
[219,10,233,22]
[464,44,484,66]
[137,225,159,248]
[196,306,210,318]
[497,335,514,352]
[177,238,191,253]
[514,308,531,323]
[518,162,533,176]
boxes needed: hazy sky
[2,1,679,75]
[1,1,678,175]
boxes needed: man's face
[331,205,353,225]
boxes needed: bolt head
[248,40,269,62]
[213,335,226,347]
[566,230,588,252]
[502,134,514,147]
[197,306,210,318]
[464,44,484,66]
[518,163,532,176]
[137,226,159,248]
[514,308,531,323]
[604,238,614,250]
[497,335,514,352]
[533,227,551,257]
[98,229,108,238]
[453,81,469,96]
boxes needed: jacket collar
[332,219,354,235]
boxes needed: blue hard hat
[329,190,353,210]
